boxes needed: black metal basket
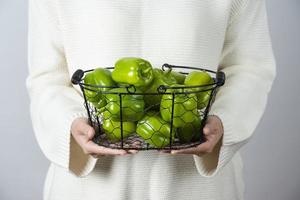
[71,63,225,150]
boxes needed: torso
[57,0,231,76]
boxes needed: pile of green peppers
[83,57,214,147]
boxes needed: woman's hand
[170,115,224,156]
[71,117,138,158]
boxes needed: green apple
[184,71,213,109]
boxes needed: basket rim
[76,64,224,95]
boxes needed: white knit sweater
[26,0,276,199]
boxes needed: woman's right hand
[71,117,137,158]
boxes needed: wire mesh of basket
[71,63,225,150]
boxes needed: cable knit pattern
[26,0,276,199]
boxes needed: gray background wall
[0,0,299,199]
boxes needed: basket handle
[71,69,84,85]
[216,71,225,86]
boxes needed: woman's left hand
[170,115,224,156]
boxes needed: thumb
[86,126,95,139]
[203,124,212,136]
[79,120,95,139]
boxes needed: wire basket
[71,63,225,150]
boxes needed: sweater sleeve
[26,0,97,177]
[193,0,276,177]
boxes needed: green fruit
[112,57,154,87]
[102,121,136,142]
[184,71,214,109]
[143,68,176,109]
[164,69,186,84]
[160,84,198,128]
[177,115,202,143]
[136,113,175,148]
[104,88,145,122]
[83,68,116,109]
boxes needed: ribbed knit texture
[26,0,276,199]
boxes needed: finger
[197,141,214,152]
[73,128,95,148]
[203,122,217,136]
[85,127,95,140]
[84,141,128,156]
[203,123,221,144]
[78,121,95,139]
[203,125,223,147]
[127,150,138,154]
[171,145,200,155]
[171,140,214,155]
[207,115,224,134]
[203,125,211,136]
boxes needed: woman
[26,0,276,199]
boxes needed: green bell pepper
[164,68,186,84]
[136,112,175,148]
[184,71,214,109]
[83,68,116,109]
[101,111,136,142]
[112,57,154,87]
[144,68,176,109]
[176,114,202,143]
[160,84,198,128]
[104,87,145,121]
